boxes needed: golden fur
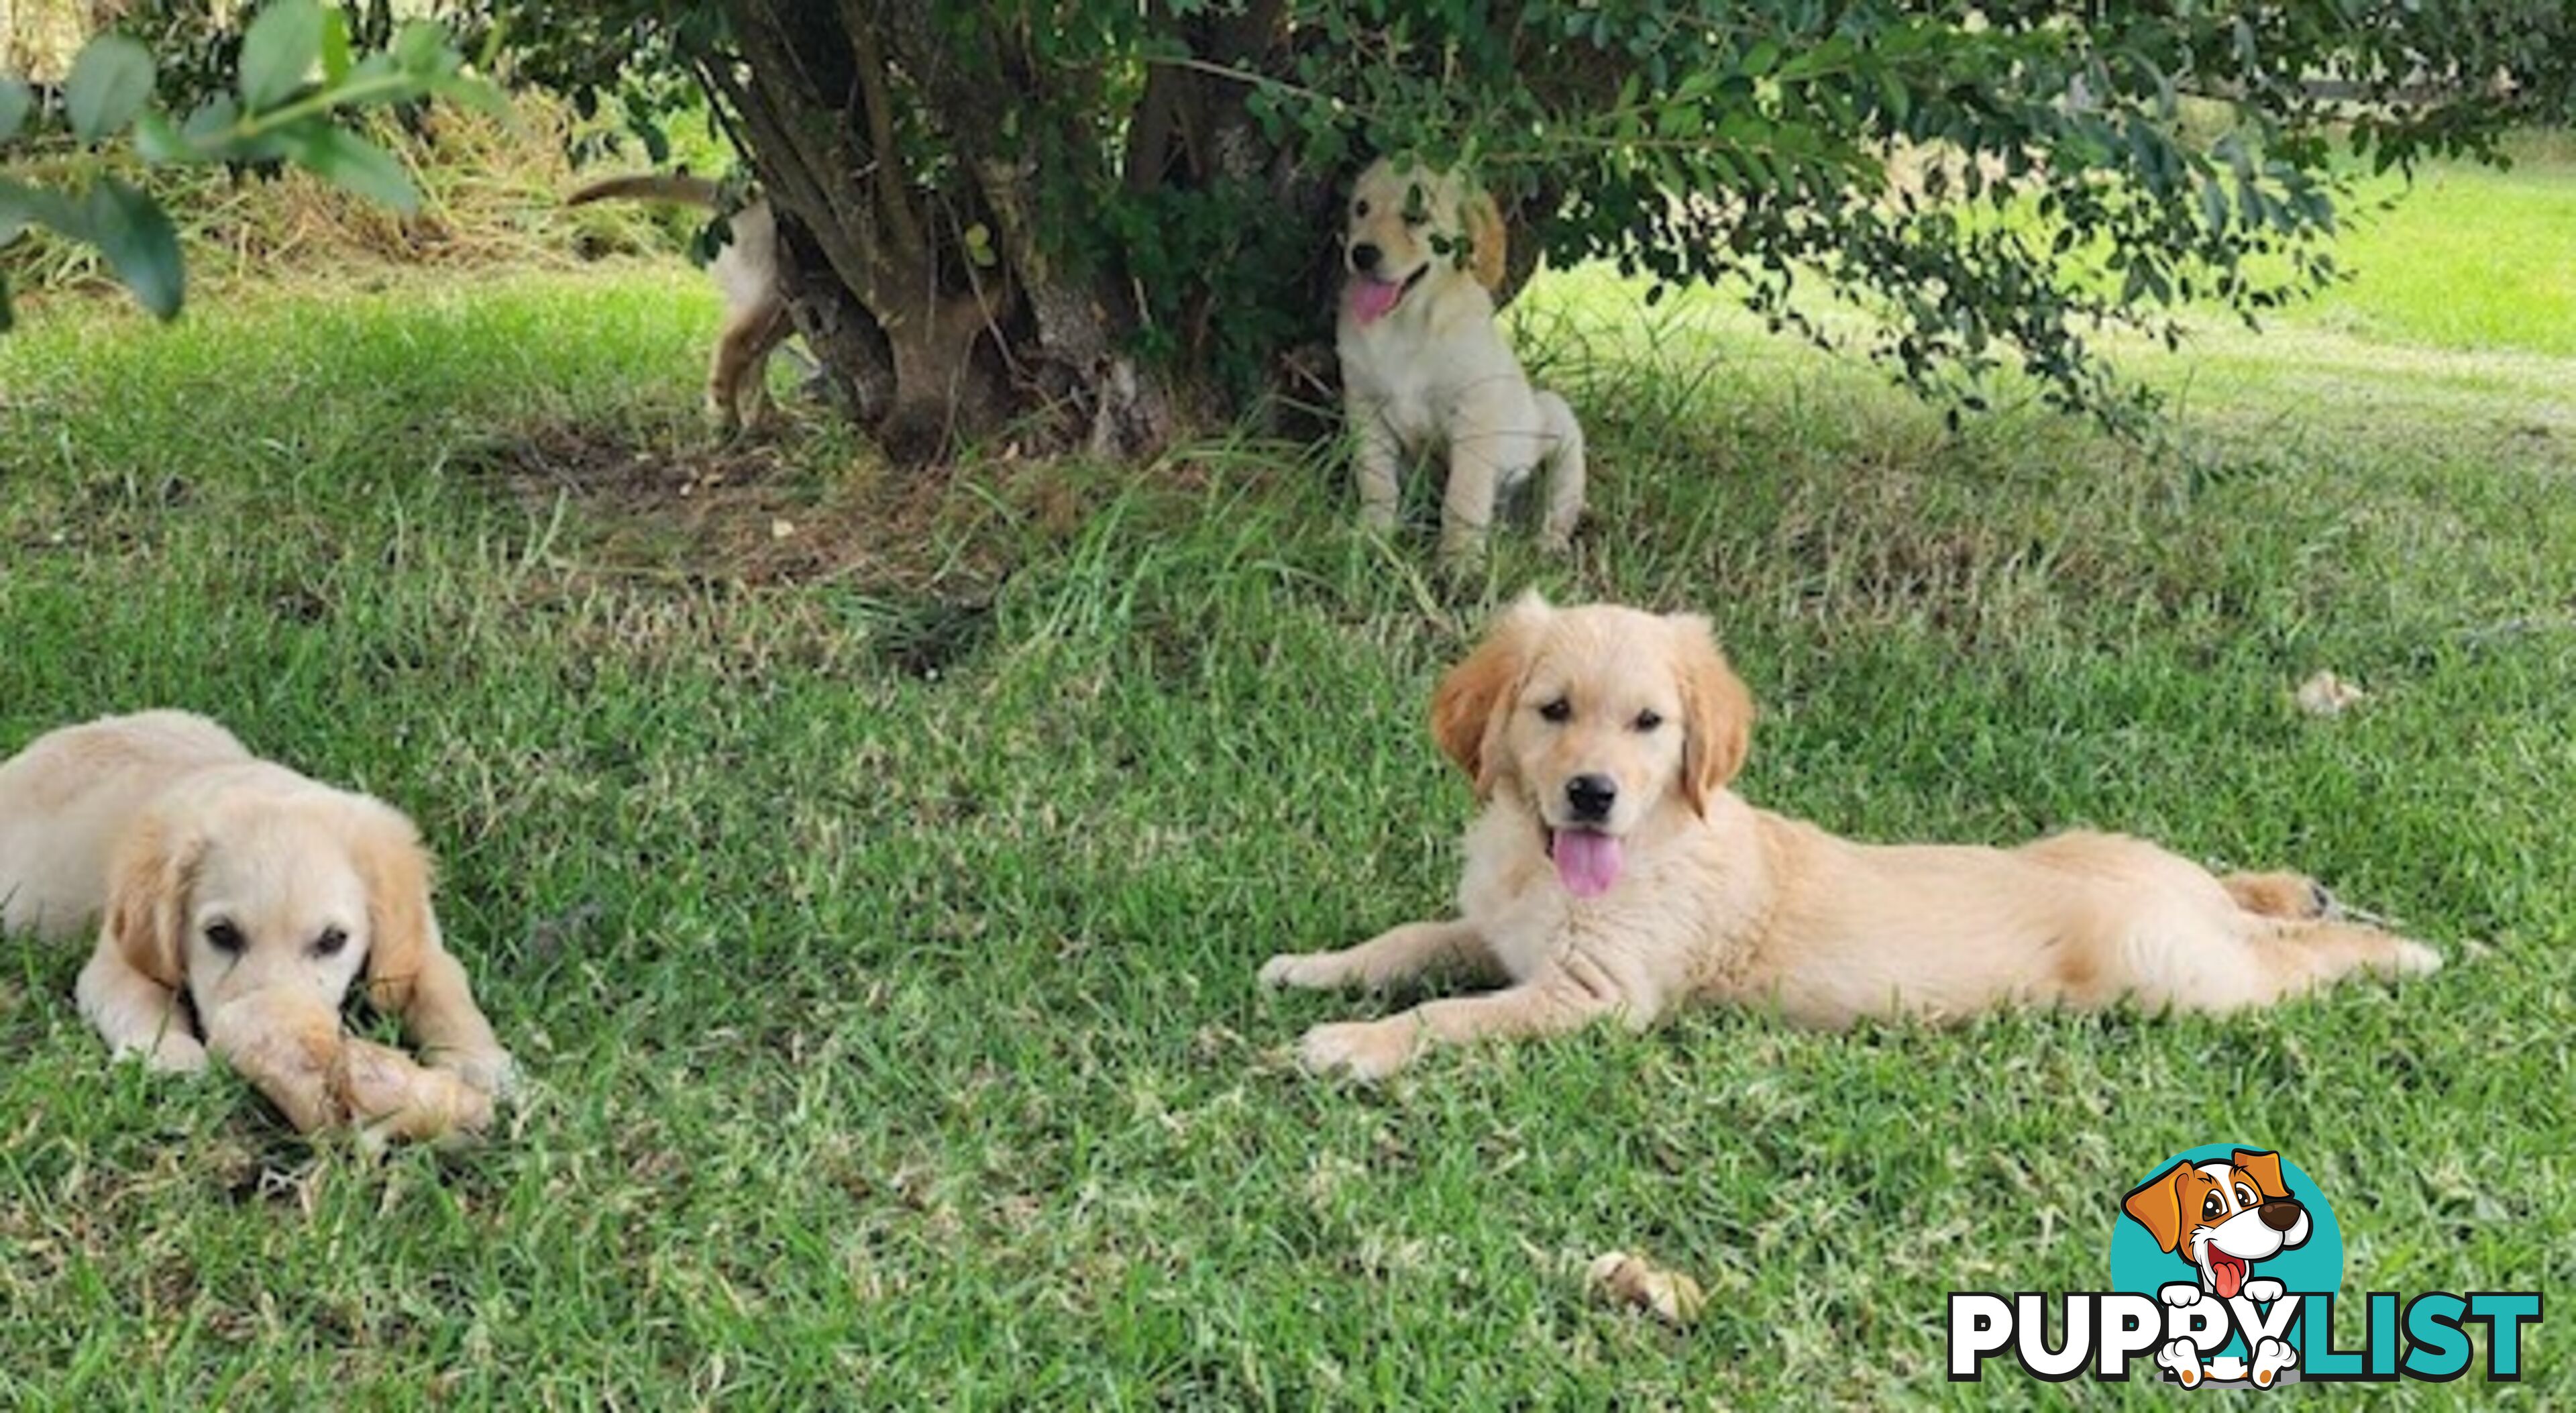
[1262,595,2440,1079]
[0,711,510,1138]
[568,174,790,432]
[1336,160,1586,564]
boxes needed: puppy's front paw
[438,1049,521,1102]
[2159,1281,2206,1308]
[1434,539,1487,577]
[1297,1018,1417,1082]
[2392,940,2442,976]
[118,1031,209,1074]
[2241,1277,2285,1304]
[1259,951,1350,991]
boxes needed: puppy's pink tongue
[2210,1253,2246,1300]
[1347,277,1403,325]
[1553,830,1624,898]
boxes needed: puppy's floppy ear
[1670,613,1755,815]
[1430,592,1550,798]
[2233,1149,2290,1201]
[2122,1161,2195,1253]
[102,810,205,990]
[350,796,442,1014]
[1463,188,1507,293]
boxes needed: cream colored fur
[1261,595,2440,1080]
[1336,160,1586,565]
[569,174,789,431]
[0,711,512,1136]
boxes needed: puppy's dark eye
[205,921,244,954]
[1538,698,1572,723]
[2202,1192,2224,1219]
[312,927,349,958]
[1353,199,1371,217]
[1634,709,1664,731]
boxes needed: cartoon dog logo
[2121,1148,2312,1388]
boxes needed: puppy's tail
[566,173,722,209]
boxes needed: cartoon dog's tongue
[2208,1251,2247,1300]
[1347,276,1405,325]
[1552,829,1625,898]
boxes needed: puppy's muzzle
[1566,773,1617,824]
[1348,242,1383,276]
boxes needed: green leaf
[393,20,450,74]
[131,109,197,164]
[0,77,31,144]
[181,95,242,146]
[239,0,324,109]
[282,123,418,211]
[0,175,84,246]
[85,178,185,319]
[321,7,354,85]
[64,34,154,141]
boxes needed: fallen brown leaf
[1587,1250,1707,1329]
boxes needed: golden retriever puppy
[1338,160,1587,565]
[568,173,790,432]
[1260,596,2440,1079]
[0,711,511,1139]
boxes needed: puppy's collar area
[1345,262,1429,325]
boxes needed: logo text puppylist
[1947,1145,2543,1388]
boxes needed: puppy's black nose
[1566,774,1617,823]
[1348,242,1381,274]
[2259,1199,2303,1232]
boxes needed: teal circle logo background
[2106,1145,2345,1360]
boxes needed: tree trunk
[708,1,1328,466]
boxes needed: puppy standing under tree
[568,174,790,433]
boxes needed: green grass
[3,150,2575,1406]
[2288,134,2576,358]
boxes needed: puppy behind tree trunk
[568,173,792,433]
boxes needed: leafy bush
[0,0,498,329]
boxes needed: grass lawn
[2,151,2573,1406]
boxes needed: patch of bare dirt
[462,418,1085,596]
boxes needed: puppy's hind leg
[708,299,791,432]
[1533,389,1587,552]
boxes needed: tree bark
[708,1,1283,464]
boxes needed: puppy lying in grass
[568,173,790,433]
[1337,160,1587,566]
[0,711,512,1143]
[1263,595,2440,1080]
